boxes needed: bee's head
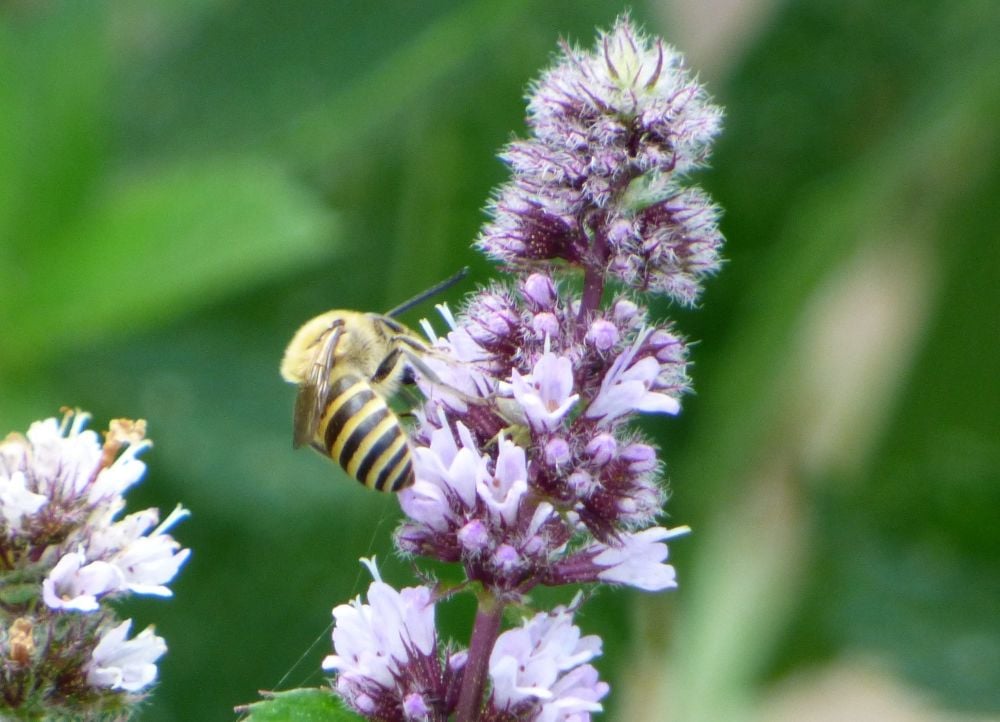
[280,311,348,383]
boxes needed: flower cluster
[478,15,723,305]
[329,561,607,722]
[321,15,722,722]
[0,410,189,717]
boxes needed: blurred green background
[1,1,997,720]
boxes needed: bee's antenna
[386,267,469,318]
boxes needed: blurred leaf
[238,687,356,721]
[0,4,108,251]
[0,156,336,370]
[278,0,530,170]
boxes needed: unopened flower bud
[468,293,519,345]
[458,520,490,553]
[494,544,520,570]
[606,217,637,248]
[531,312,560,339]
[522,273,558,309]
[585,434,617,465]
[612,298,641,327]
[621,443,657,472]
[647,328,684,362]
[403,692,430,720]
[568,471,597,497]
[586,319,619,351]
[544,437,571,466]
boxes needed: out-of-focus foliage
[0,1,996,721]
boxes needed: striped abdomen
[317,374,414,492]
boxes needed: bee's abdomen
[319,375,414,492]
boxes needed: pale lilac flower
[0,470,47,532]
[538,664,610,722]
[477,436,528,526]
[585,330,683,425]
[42,550,123,612]
[93,505,191,597]
[322,561,437,687]
[488,599,607,719]
[20,415,103,499]
[86,619,166,692]
[593,526,689,591]
[87,437,151,504]
[509,351,579,432]
[551,526,690,592]
[323,560,453,720]
[402,418,488,532]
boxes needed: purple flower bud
[403,692,430,720]
[522,273,558,309]
[467,292,519,346]
[544,437,571,466]
[612,298,641,327]
[647,328,684,362]
[568,470,597,497]
[607,217,637,248]
[585,434,617,465]
[586,319,618,351]
[449,650,468,673]
[458,520,490,553]
[494,544,519,571]
[621,442,657,472]
[354,694,377,715]
[531,312,560,339]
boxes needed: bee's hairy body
[281,310,429,493]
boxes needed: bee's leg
[371,347,404,385]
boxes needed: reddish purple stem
[454,598,505,722]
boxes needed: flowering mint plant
[253,15,723,722]
[0,410,189,718]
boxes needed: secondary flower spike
[0,410,189,717]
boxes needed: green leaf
[0,155,336,370]
[276,0,531,169]
[0,582,39,606]
[238,688,360,722]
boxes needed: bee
[280,270,467,492]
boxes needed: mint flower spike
[318,15,724,722]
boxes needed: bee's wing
[292,323,343,449]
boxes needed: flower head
[478,15,724,306]
[323,559,456,720]
[487,597,608,721]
